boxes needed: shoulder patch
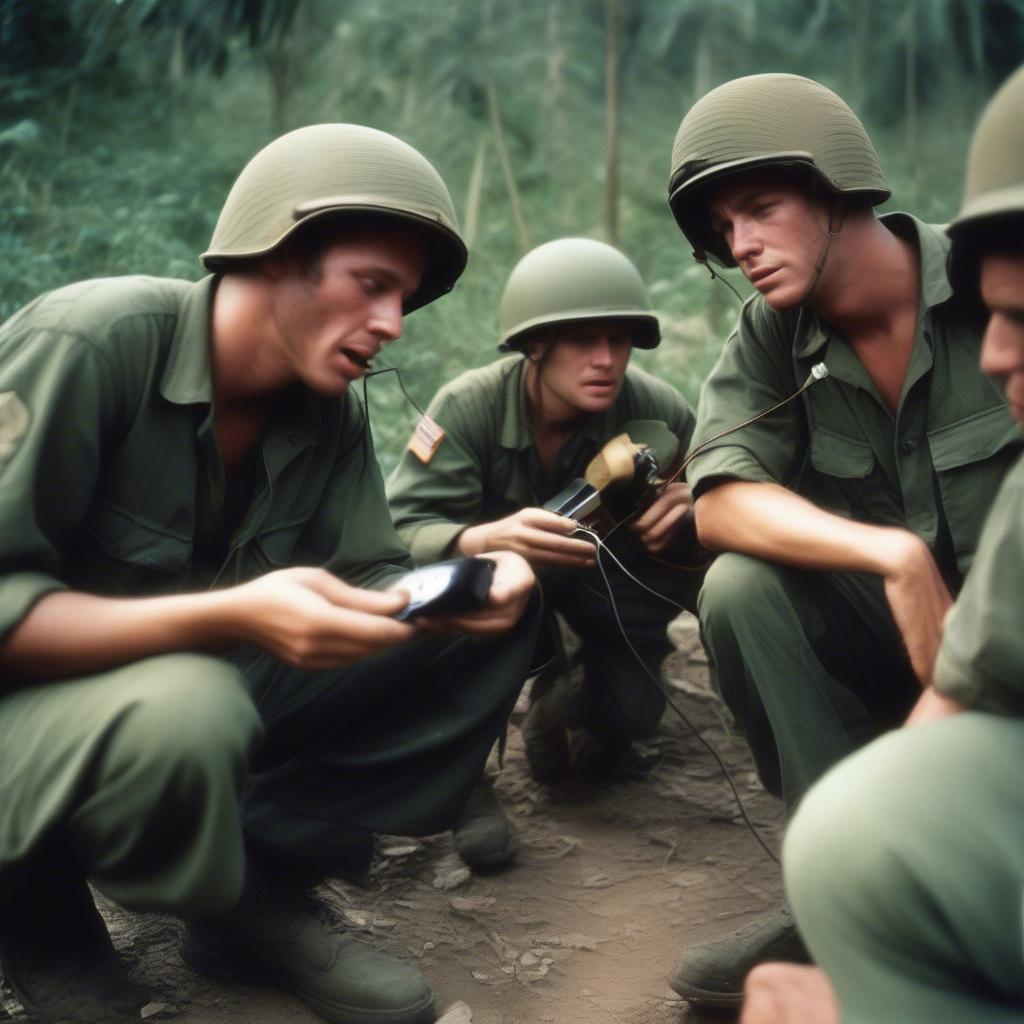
[0,391,30,462]
[407,413,446,464]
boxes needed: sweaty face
[529,320,633,422]
[707,173,833,311]
[979,252,1024,428]
[267,227,427,397]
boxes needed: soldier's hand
[628,482,693,554]
[232,567,415,669]
[879,530,953,686]
[740,964,839,1024]
[905,686,964,726]
[419,550,536,636]
[456,508,595,568]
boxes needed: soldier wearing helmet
[0,124,541,1024]
[387,237,704,830]
[666,74,1022,1008]
[743,65,1024,1024]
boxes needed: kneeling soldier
[0,124,538,1024]
[387,237,704,859]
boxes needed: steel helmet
[949,66,1024,248]
[668,73,890,266]
[202,123,467,313]
[498,237,660,352]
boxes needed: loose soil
[1,613,786,1024]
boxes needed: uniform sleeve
[932,453,1024,715]
[320,395,415,590]
[386,387,490,565]
[0,329,122,642]
[686,298,805,498]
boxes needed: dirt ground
[1,613,787,1024]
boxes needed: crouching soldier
[0,124,539,1024]
[750,64,1024,1024]
[664,73,1021,1007]
[387,237,705,863]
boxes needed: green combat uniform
[0,124,538,1024]
[688,214,1020,806]
[667,74,1021,809]
[784,65,1024,1024]
[0,273,537,909]
[387,354,700,752]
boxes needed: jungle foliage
[1,0,1021,467]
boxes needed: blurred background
[2,0,1021,468]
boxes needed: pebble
[434,867,472,891]
[381,843,422,858]
[450,895,495,914]
[436,1000,473,1024]
[140,1005,170,1020]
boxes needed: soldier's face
[979,251,1024,427]
[268,227,426,396]
[529,321,633,419]
[707,173,832,310]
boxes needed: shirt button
[901,438,920,455]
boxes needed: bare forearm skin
[695,480,922,578]
[0,589,244,681]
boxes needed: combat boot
[0,866,149,1023]
[668,906,810,1008]
[182,867,434,1024]
[452,775,516,869]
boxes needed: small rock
[424,941,436,951]
[436,1000,473,1024]
[381,843,422,858]
[140,1004,171,1020]
[342,909,368,927]
[450,895,495,914]
[501,965,515,975]
[471,970,490,982]
[519,951,539,967]
[433,867,472,891]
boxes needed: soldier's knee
[112,654,262,781]
[698,552,789,635]
[784,735,910,921]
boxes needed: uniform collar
[160,275,217,405]
[794,213,953,360]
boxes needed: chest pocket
[807,426,898,525]
[810,426,875,478]
[927,404,1022,574]
[75,501,191,594]
[253,519,307,568]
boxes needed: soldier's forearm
[0,588,242,682]
[694,479,927,579]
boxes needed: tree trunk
[904,0,918,203]
[463,134,488,250]
[604,0,621,246]
[485,70,531,253]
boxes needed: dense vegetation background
[2,0,1022,469]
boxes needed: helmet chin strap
[799,199,841,308]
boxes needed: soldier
[387,238,704,852]
[664,73,1022,1006]
[749,64,1024,1024]
[0,124,539,1024]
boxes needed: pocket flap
[927,405,1021,472]
[810,427,875,479]
[84,502,191,569]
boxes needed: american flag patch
[407,413,446,464]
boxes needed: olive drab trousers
[0,608,539,916]
[542,538,704,753]
[785,712,1024,1024]
[697,552,921,808]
